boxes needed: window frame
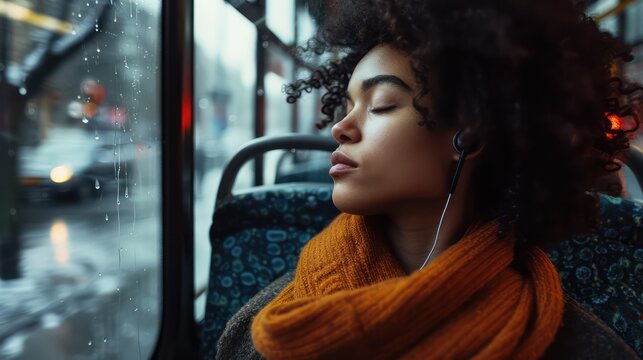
[153,0,199,358]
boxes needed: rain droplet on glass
[78,13,82,18]
[88,341,92,346]
[94,179,100,189]
[94,131,100,140]
[103,337,107,343]
[96,48,101,53]
[105,213,109,221]
[134,308,138,312]
[124,187,129,198]
[18,87,27,95]
[82,117,89,124]
[116,199,121,206]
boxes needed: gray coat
[216,272,639,360]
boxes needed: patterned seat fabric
[545,194,642,356]
[201,185,338,359]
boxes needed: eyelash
[370,105,397,114]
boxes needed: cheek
[363,125,445,191]
[380,153,447,197]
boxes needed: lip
[329,151,358,176]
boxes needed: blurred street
[0,190,161,359]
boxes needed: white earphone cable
[419,192,453,270]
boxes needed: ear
[451,128,485,161]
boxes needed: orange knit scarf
[251,214,564,359]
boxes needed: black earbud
[448,130,479,194]
[452,130,466,155]
[452,129,479,155]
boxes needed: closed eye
[370,105,397,114]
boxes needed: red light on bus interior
[606,114,622,139]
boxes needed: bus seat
[201,135,339,359]
[274,149,334,184]
[545,194,643,355]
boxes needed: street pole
[0,13,22,280]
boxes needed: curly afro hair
[285,0,642,246]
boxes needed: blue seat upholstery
[201,184,338,359]
[546,195,642,356]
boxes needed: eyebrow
[346,75,412,103]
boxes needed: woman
[217,0,642,358]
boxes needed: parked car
[18,126,149,201]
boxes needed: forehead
[348,45,417,90]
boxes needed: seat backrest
[545,194,642,355]
[202,135,339,359]
[275,149,334,184]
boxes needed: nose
[331,115,361,144]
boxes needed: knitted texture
[251,214,564,359]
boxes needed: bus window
[621,0,643,201]
[0,1,162,358]
[586,1,643,201]
[193,0,258,319]
[267,0,295,45]
[265,45,294,137]
[625,0,643,45]
[193,0,324,321]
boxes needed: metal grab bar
[215,134,337,203]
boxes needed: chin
[331,189,378,216]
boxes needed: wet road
[0,188,161,359]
